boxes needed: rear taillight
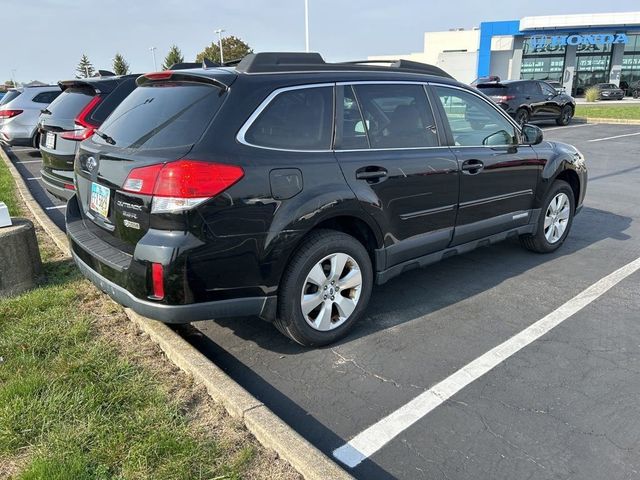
[151,263,165,300]
[122,160,244,213]
[0,109,23,119]
[494,95,515,102]
[61,95,102,141]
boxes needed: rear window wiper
[94,129,116,145]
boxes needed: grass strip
[575,105,640,120]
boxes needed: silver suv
[0,85,61,147]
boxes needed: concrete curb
[1,146,353,480]
[0,147,71,257]
[573,117,640,125]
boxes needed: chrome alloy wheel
[300,253,363,331]
[544,192,571,244]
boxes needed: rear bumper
[72,251,270,323]
[41,168,75,201]
[66,195,275,323]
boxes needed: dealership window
[520,37,565,82]
[622,33,640,91]
[573,37,614,95]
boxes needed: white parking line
[45,205,66,210]
[588,131,640,143]
[15,160,42,164]
[333,256,640,468]
[544,123,597,132]
[27,176,42,181]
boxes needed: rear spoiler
[137,70,231,92]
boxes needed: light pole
[149,46,157,71]
[10,69,17,88]
[215,28,225,64]
[304,0,310,52]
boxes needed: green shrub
[585,87,599,102]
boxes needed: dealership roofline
[520,11,640,31]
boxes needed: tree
[76,54,95,78]
[162,45,184,70]
[4,80,15,88]
[195,35,252,64]
[112,53,130,76]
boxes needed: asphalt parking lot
[6,122,640,480]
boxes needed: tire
[275,229,373,347]
[555,105,573,126]
[514,108,530,126]
[31,131,41,149]
[520,180,575,253]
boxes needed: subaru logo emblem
[86,156,97,172]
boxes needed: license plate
[90,182,110,218]
[45,131,56,149]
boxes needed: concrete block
[0,218,42,298]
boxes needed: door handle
[356,167,388,181]
[461,160,484,174]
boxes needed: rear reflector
[151,263,165,300]
[64,183,76,191]
[0,109,23,119]
[122,160,244,213]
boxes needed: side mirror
[522,124,543,145]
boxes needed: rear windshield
[0,91,21,106]
[47,88,94,118]
[476,85,507,96]
[96,82,223,150]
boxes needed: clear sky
[5,0,640,84]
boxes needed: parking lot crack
[331,349,411,389]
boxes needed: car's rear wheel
[520,180,575,253]
[556,105,573,126]
[275,229,373,347]
[514,108,529,126]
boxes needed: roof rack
[235,52,454,79]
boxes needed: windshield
[46,88,94,118]
[476,86,507,96]
[96,82,224,151]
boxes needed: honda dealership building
[370,12,640,94]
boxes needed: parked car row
[2,54,588,347]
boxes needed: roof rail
[337,59,454,79]
[170,62,203,70]
[95,69,116,77]
[235,52,453,79]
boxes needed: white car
[0,85,61,147]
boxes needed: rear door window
[96,81,225,150]
[352,83,439,148]
[245,86,334,150]
[524,82,541,95]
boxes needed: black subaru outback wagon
[67,53,587,347]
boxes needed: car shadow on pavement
[198,205,632,355]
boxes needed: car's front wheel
[556,105,573,126]
[520,180,575,253]
[275,229,373,347]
